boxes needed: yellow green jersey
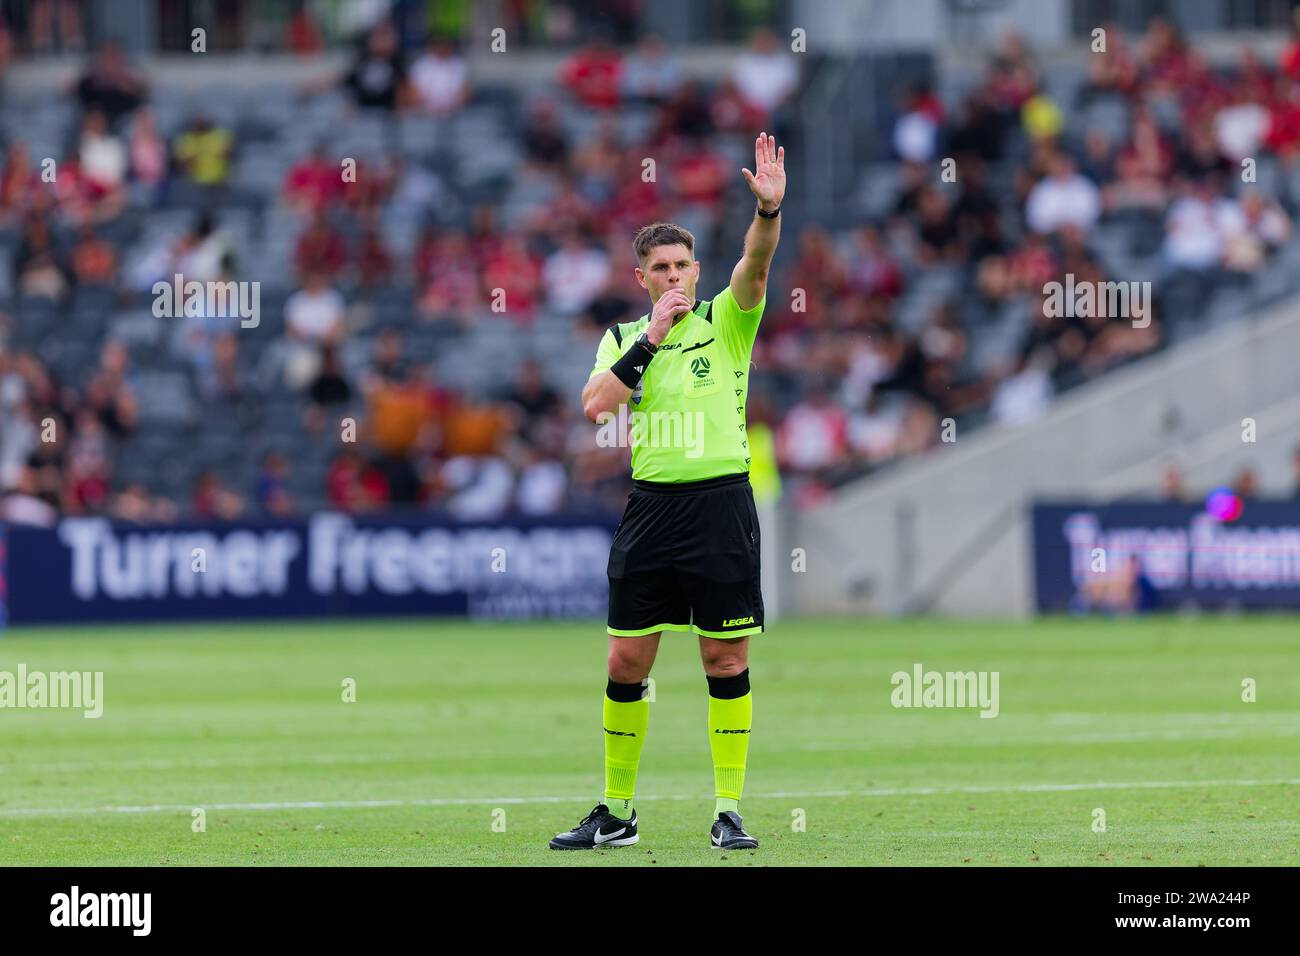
[589,286,765,482]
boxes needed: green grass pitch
[1,616,1297,866]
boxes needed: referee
[550,132,786,851]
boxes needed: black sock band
[606,678,645,703]
[706,668,750,700]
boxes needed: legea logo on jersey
[594,405,704,458]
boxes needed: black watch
[635,331,658,353]
[757,203,781,219]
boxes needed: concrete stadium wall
[790,295,1300,617]
[791,0,1070,51]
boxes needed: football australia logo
[689,355,716,392]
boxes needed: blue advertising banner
[1032,501,1300,612]
[3,513,618,624]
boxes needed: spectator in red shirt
[1281,12,1300,82]
[559,35,623,110]
[326,450,362,511]
[1234,47,1273,105]
[1006,232,1059,293]
[1083,22,1141,102]
[1109,110,1174,211]
[283,143,343,214]
[417,231,481,319]
[1140,17,1192,91]
[847,225,903,300]
[191,470,245,520]
[341,154,396,216]
[286,4,324,55]
[480,235,542,323]
[295,209,347,280]
[602,155,665,235]
[672,137,728,215]
[65,409,112,515]
[327,447,389,512]
[70,224,117,285]
[526,180,599,241]
[355,219,393,288]
[984,30,1039,112]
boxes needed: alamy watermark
[596,405,705,458]
[0,665,103,718]
[1043,273,1150,329]
[50,886,150,935]
[152,274,260,328]
[890,663,1000,718]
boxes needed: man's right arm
[582,326,632,423]
[582,368,632,423]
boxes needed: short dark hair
[633,222,695,267]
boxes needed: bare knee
[608,633,658,683]
[700,638,748,678]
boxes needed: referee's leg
[700,635,754,832]
[599,632,660,821]
[609,631,662,683]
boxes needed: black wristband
[756,203,781,219]
[611,339,656,388]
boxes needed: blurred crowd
[0,16,804,523]
[4,9,1300,524]
[763,18,1300,505]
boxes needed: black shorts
[606,472,764,638]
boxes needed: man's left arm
[730,131,787,311]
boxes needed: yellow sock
[603,680,648,819]
[707,669,752,817]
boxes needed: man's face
[635,243,700,304]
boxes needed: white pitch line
[11,723,1298,775]
[1,778,1297,818]
[801,726,1300,750]
[0,753,414,775]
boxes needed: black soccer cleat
[549,804,639,850]
[710,810,759,850]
